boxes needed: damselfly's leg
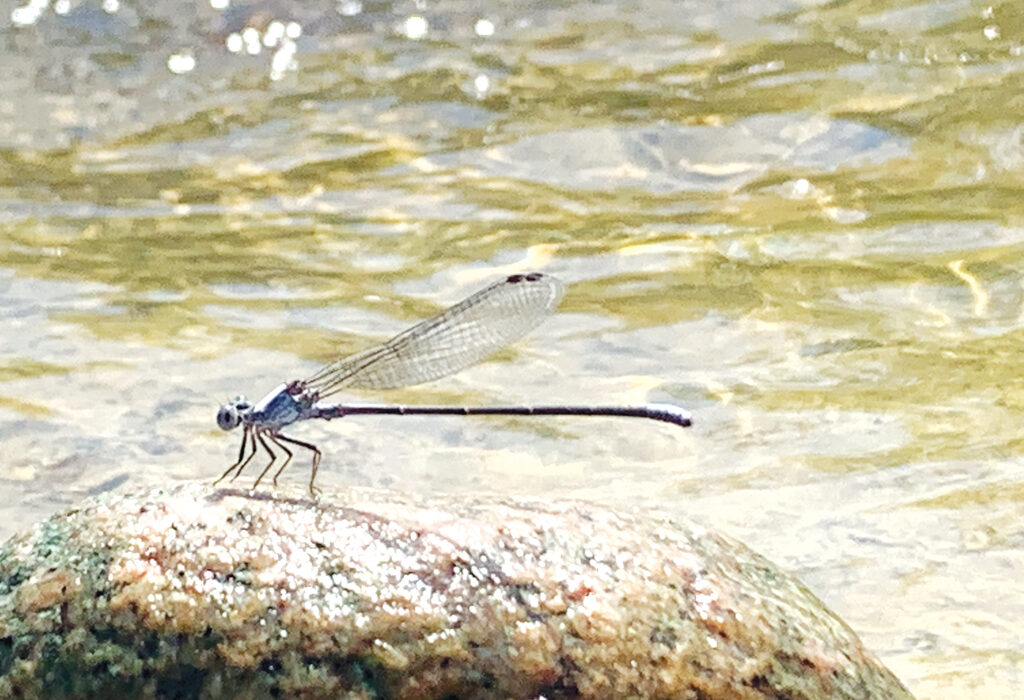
[247,431,279,489]
[214,425,256,486]
[229,427,264,482]
[273,433,323,496]
[253,434,292,489]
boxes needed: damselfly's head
[217,397,251,431]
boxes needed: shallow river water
[2,1,1023,697]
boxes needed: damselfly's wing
[304,273,564,396]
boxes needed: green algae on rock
[0,483,913,699]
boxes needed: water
[2,1,1023,697]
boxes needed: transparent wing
[304,272,565,396]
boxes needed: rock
[0,483,913,699]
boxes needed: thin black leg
[228,427,262,482]
[229,427,259,481]
[246,431,278,488]
[214,425,256,486]
[254,434,292,489]
[273,433,323,496]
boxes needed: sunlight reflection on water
[2,1,1024,697]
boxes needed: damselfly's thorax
[284,379,319,404]
[217,381,322,434]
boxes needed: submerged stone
[0,483,912,699]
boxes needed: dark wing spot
[507,272,545,283]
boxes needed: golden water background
[2,2,1024,697]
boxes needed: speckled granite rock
[0,483,912,700]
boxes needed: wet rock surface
[0,483,912,699]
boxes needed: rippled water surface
[3,1,1024,697]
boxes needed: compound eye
[217,405,240,430]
